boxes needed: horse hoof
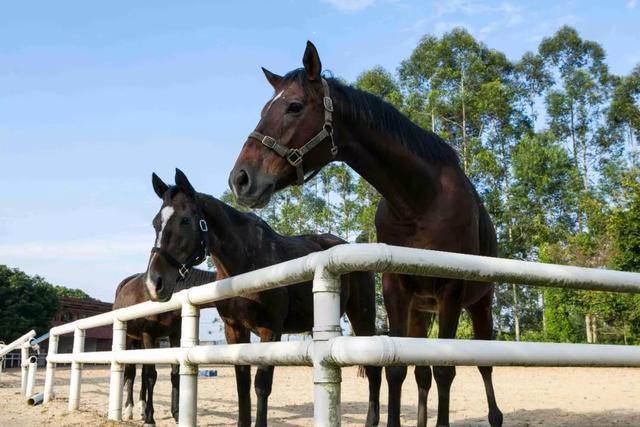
[124,404,133,420]
[489,409,504,427]
[139,400,147,418]
[143,423,156,427]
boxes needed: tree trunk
[541,292,547,338]
[585,314,593,343]
[460,66,468,173]
[431,103,436,132]
[581,138,589,191]
[512,284,520,341]
[568,103,586,232]
[591,317,598,343]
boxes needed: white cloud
[628,0,637,9]
[323,0,377,12]
[431,1,524,36]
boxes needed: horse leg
[123,363,136,420]
[139,362,147,419]
[383,273,412,427]
[169,333,181,422]
[254,328,280,427]
[142,332,157,426]
[225,322,251,427]
[409,311,434,427]
[467,293,503,427]
[344,271,381,426]
[433,281,463,427]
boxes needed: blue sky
[1,0,639,313]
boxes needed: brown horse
[145,169,382,427]
[228,41,503,427]
[113,268,216,425]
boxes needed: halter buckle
[179,265,190,279]
[323,96,334,112]
[261,135,278,149]
[199,219,208,232]
[287,149,303,167]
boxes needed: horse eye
[180,217,190,226]
[287,102,303,114]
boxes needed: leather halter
[150,206,210,281]
[248,78,338,185]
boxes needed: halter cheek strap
[150,211,210,281]
[248,78,338,185]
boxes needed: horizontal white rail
[0,330,35,358]
[329,336,640,367]
[47,337,640,368]
[48,341,313,366]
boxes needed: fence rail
[37,243,640,426]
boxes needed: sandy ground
[1,365,639,426]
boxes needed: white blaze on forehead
[267,90,284,111]
[155,206,175,247]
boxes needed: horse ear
[262,67,282,89]
[174,168,196,197]
[302,41,322,81]
[152,173,169,199]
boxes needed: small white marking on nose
[145,272,158,300]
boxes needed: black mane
[282,68,459,165]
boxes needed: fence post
[178,300,199,427]
[43,332,58,403]
[0,342,4,384]
[20,343,29,396]
[312,266,342,427]
[25,355,38,397]
[108,319,127,421]
[68,327,85,411]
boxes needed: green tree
[0,266,60,342]
[609,65,640,167]
[53,285,90,299]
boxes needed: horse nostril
[156,277,164,293]
[233,169,251,195]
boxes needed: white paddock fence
[0,330,35,387]
[39,243,640,426]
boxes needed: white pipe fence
[0,330,35,359]
[36,244,640,426]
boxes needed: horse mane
[281,68,460,166]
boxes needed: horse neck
[197,193,274,276]
[333,99,445,215]
[181,268,217,289]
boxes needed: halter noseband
[150,210,210,281]
[248,78,338,185]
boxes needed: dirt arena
[1,365,638,426]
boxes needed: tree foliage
[0,265,60,342]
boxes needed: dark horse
[145,169,382,427]
[113,268,216,425]
[228,42,503,427]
